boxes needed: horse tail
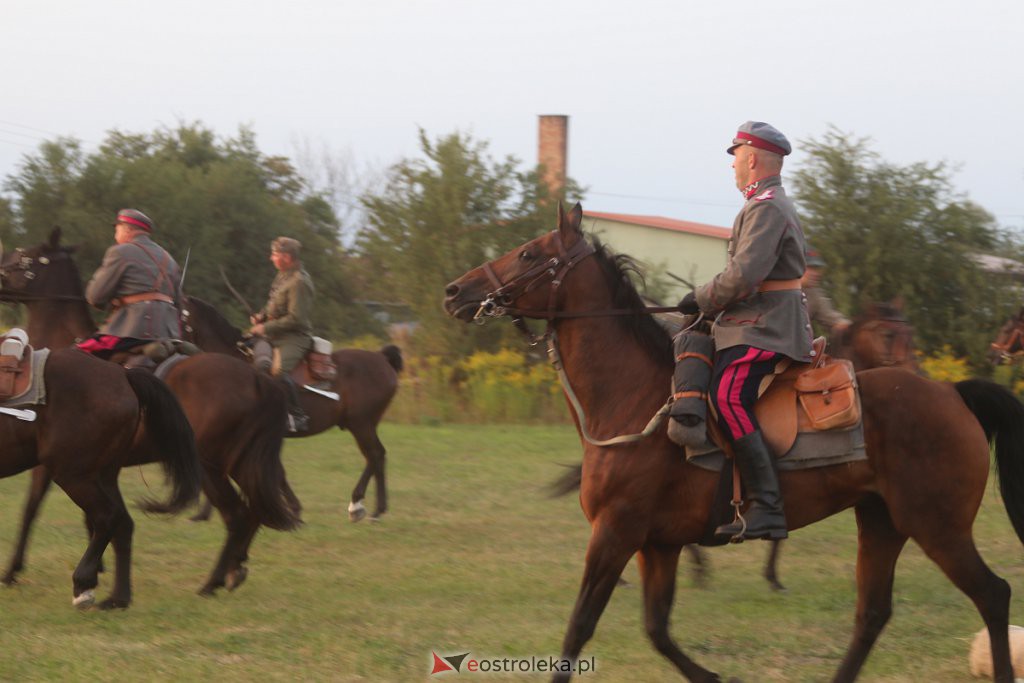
[955,378,1024,544]
[231,373,303,531]
[380,345,403,373]
[547,462,582,498]
[125,369,203,515]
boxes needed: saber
[0,406,37,421]
[178,246,192,290]
[219,265,255,317]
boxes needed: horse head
[0,227,83,303]
[839,300,918,372]
[443,202,591,324]
[989,307,1024,365]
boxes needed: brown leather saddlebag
[308,352,337,383]
[794,359,859,430]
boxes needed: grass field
[1,423,1023,682]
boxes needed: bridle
[473,231,678,343]
[0,248,86,302]
[469,231,688,447]
[474,231,596,325]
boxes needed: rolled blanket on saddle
[668,329,715,447]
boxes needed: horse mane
[588,237,672,364]
[185,295,244,345]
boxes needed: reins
[472,231,688,447]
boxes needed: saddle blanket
[684,421,867,472]
[0,348,51,409]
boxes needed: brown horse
[835,300,919,372]
[753,299,920,590]
[0,347,200,608]
[0,230,300,596]
[443,203,1024,682]
[990,306,1024,365]
[178,294,403,522]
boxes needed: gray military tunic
[694,175,813,362]
[85,234,182,339]
[806,285,850,332]
[258,265,314,374]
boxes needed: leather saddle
[748,340,861,457]
[0,342,35,401]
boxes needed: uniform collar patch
[753,189,775,202]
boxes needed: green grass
[1,424,1022,681]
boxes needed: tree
[2,123,383,341]
[791,128,1016,366]
[357,129,585,357]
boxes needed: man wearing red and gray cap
[82,209,182,357]
[675,121,812,543]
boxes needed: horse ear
[48,226,62,248]
[557,202,583,244]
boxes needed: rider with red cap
[675,121,813,543]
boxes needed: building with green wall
[582,211,730,301]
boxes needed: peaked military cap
[116,208,154,232]
[727,121,792,156]
[271,236,302,257]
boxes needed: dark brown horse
[178,294,403,522]
[443,203,1024,682]
[0,230,300,596]
[0,346,200,608]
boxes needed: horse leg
[56,476,122,608]
[225,513,262,592]
[2,466,53,585]
[348,424,387,521]
[190,497,214,522]
[638,543,722,682]
[198,474,249,596]
[682,545,708,589]
[833,497,907,683]
[552,523,636,683]
[764,540,785,592]
[916,532,1013,682]
[95,475,133,609]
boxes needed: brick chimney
[538,115,568,200]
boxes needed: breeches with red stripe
[710,344,784,442]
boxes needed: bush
[918,345,972,383]
[387,348,568,424]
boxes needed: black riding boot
[714,430,787,542]
[279,375,309,433]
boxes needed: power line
[587,189,736,209]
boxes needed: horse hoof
[98,597,130,610]
[198,585,219,597]
[72,589,96,608]
[1,575,17,587]
[348,501,367,523]
[226,566,248,592]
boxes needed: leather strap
[675,351,713,365]
[116,292,175,306]
[672,390,706,400]
[757,279,801,293]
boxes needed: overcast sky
[3,0,1022,232]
